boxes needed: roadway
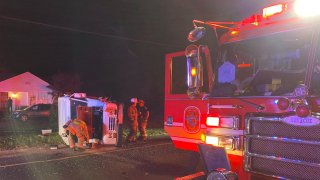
[0,138,204,180]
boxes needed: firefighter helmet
[130,98,138,103]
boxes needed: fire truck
[164,0,320,179]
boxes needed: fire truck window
[310,50,320,95]
[202,55,209,93]
[31,105,38,111]
[213,29,312,96]
[171,55,210,95]
[171,56,188,94]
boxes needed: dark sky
[0,0,276,117]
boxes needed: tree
[50,72,82,100]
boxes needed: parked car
[12,104,53,121]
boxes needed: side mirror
[188,26,206,42]
[185,45,203,99]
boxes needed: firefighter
[63,118,89,151]
[137,99,150,142]
[126,98,138,143]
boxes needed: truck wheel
[21,115,28,122]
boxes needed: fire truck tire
[207,169,238,180]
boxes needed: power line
[0,15,184,48]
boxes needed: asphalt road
[0,138,203,180]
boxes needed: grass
[122,128,168,139]
[0,112,64,150]
[0,112,168,150]
[0,128,168,151]
[0,133,65,150]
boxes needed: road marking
[0,142,172,168]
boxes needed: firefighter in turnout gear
[63,118,89,151]
[126,98,138,143]
[137,99,150,142]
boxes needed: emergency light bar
[262,0,320,18]
[294,0,320,17]
[263,4,286,18]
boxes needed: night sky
[0,0,276,118]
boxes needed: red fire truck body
[165,0,320,179]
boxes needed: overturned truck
[58,93,121,146]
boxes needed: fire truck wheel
[207,169,237,180]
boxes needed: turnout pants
[127,119,138,142]
[68,134,85,149]
[138,119,148,140]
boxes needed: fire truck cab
[165,0,320,179]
